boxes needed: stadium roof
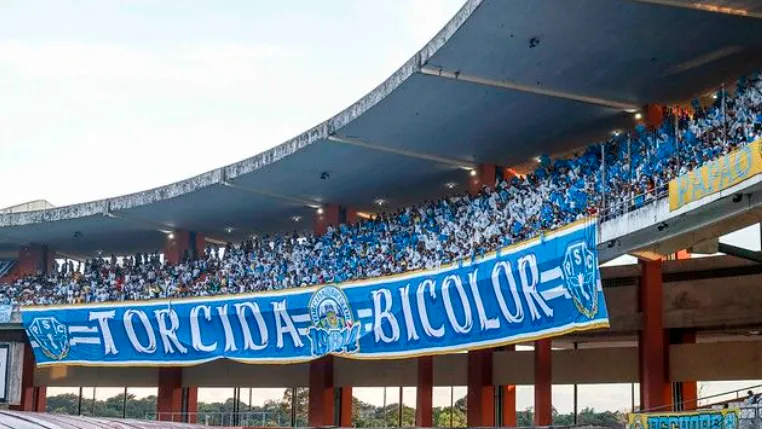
[3,0,762,257]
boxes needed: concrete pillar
[10,344,46,412]
[314,204,357,236]
[336,387,353,427]
[345,209,358,226]
[503,167,517,184]
[314,204,339,237]
[157,367,197,422]
[157,367,181,421]
[502,384,517,426]
[675,250,691,260]
[466,349,494,427]
[163,230,205,265]
[645,104,665,129]
[184,385,199,423]
[309,356,335,426]
[501,345,517,427]
[670,330,697,411]
[534,339,552,426]
[415,356,434,427]
[468,163,499,194]
[15,244,53,277]
[638,260,669,411]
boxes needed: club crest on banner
[29,317,70,360]
[562,241,599,318]
[307,286,360,356]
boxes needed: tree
[576,406,626,426]
[43,390,628,427]
[281,387,309,426]
[433,407,467,428]
[517,408,534,427]
[46,393,78,415]
[353,396,382,428]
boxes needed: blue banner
[22,220,608,366]
[628,409,740,429]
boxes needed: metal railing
[147,411,290,427]
[145,416,612,429]
[598,187,670,222]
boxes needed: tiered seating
[2,72,761,307]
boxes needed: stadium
[3,0,762,428]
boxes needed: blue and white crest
[562,241,599,318]
[307,286,360,356]
[28,317,70,360]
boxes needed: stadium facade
[3,0,762,427]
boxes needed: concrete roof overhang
[4,0,762,257]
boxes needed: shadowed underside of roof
[3,0,762,257]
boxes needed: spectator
[2,71,761,307]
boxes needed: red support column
[501,345,517,427]
[338,387,353,427]
[534,339,552,427]
[502,385,517,426]
[468,164,498,194]
[416,356,434,427]
[503,168,517,184]
[670,330,697,411]
[14,244,52,277]
[163,230,205,265]
[680,330,697,410]
[164,233,188,266]
[10,344,46,412]
[638,260,669,411]
[314,204,340,237]
[466,349,494,427]
[314,204,357,236]
[309,356,335,426]
[185,386,199,423]
[157,367,184,421]
[645,104,665,130]
[194,233,206,260]
[675,250,691,260]
[345,208,358,227]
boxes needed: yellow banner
[669,140,762,211]
[628,409,740,429]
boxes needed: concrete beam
[671,342,762,382]
[718,243,762,264]
[106,211,226,250]
[327,134,477,170]
[106,211,173,235]
[220,180,322,209]
[419,66,640,111]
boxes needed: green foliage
[352,397,416,428]
[45,390,627,427]
[46,392,156,419]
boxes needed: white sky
[0,0,464,209]
[7,0,762,416]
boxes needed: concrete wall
[184,360,309,388]
[35,366,158,387]
[671,342,762,382]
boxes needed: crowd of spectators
[3,72,762,307]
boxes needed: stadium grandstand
[4,0,762,428]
